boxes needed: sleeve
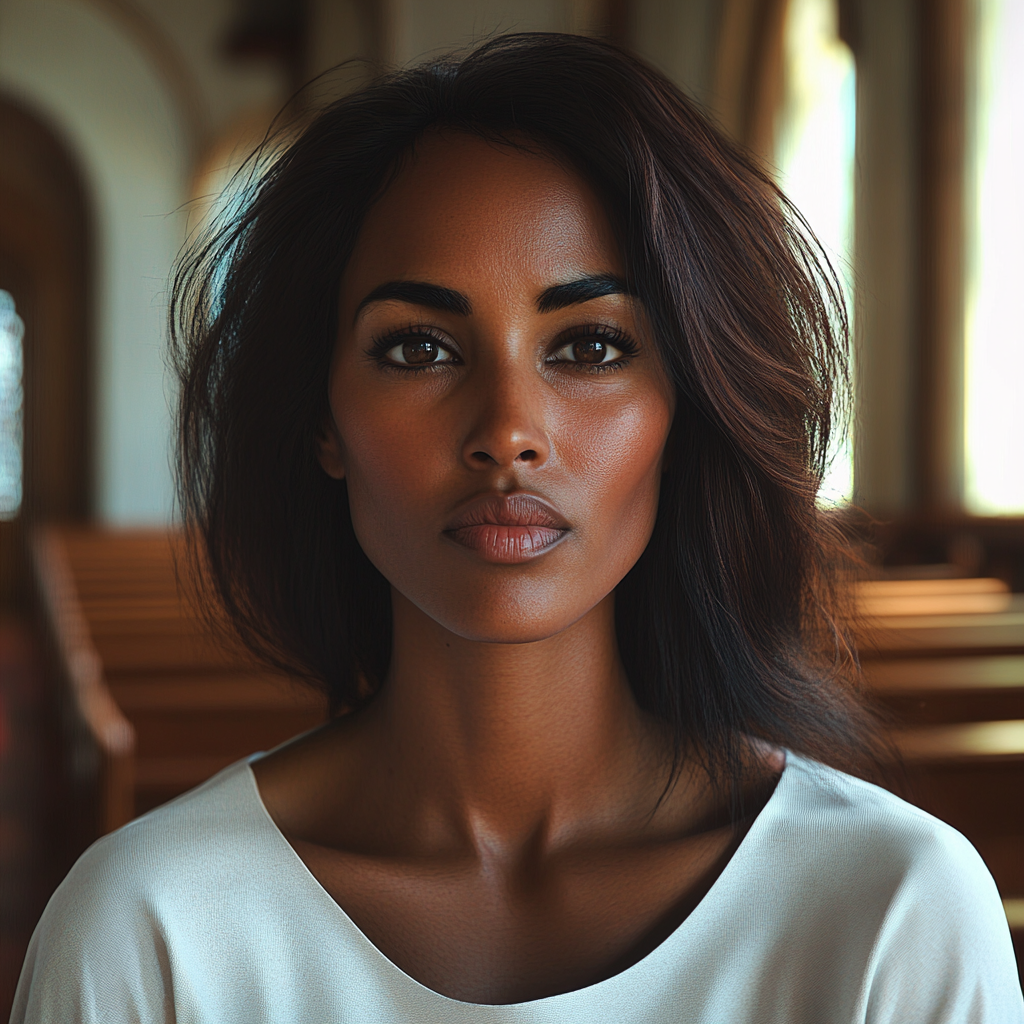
[863,824,1024,1024]
[9,834,175,1024]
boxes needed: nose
[460,361,551,471]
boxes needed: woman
[13,33,1021,1023]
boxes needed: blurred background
[1,0,1022,1009]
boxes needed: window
[773,0,857,505]
[0,290,24,520]
[964,0,1024,514]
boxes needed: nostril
[471,451,492,464]
[517,449,537,462]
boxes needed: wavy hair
[172,33,875,793]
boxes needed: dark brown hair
[172,32,874,792]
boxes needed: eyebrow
[536,274,631,313]
[355,273,632,320]
[355,281,472,318]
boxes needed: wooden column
[847,0,917,515]
[915,0,969,511]
[713,0,790,161]
[605,0,632,45]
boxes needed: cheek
[333,393,439,544]
[553,390,673,584]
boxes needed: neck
[371,589,664,849]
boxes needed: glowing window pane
[964,0,1024,514]
[0,290,24,520]
[774,0,857,505]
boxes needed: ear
[316,420,346,480]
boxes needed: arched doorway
[0,96,93,606]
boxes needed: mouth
[443,493,571,564]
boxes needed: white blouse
[11,751,1023,1023]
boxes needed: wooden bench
[32,526,325,842]
[855,580,1024,907]
[859,595,1024,661]
[864,655,1024,724]
[883,719,1024,896]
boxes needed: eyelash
[546,324,640,372]
[367,323,640,373]
[367,325,456,367]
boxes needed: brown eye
[550,332,627,366]
[573,339,608,364]
[384,336,456,366]
[403,340,439,364]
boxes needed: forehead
[340,132,623,302]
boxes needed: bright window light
[964,0,1024,514]
[0,290,24,521]
[773,0,857,506]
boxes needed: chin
[413,578,600,646]
[444,616,580,646]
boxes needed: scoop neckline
[242,749,795,1011]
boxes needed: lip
[443,493,570,564]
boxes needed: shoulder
[54,757,268,905]
[778,752,996,895]
[11,759,281,1023]
[769,753,1023,1022]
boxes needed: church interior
[1,0,1022,1009]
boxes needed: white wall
[0,0,186,522]
[0,0,283,524]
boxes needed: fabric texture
[11,751,1023,1023]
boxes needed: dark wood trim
[604,0,632,46]
[222,0,308,98]
[837,0,862,55]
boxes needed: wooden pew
[865,655,1024,724]
[858,580,1024,945]
[884,719,1024,897]
[858,592,1024,661]
[856,576,1014,619]
[32,526,325,842]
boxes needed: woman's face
[321,132,675,643]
